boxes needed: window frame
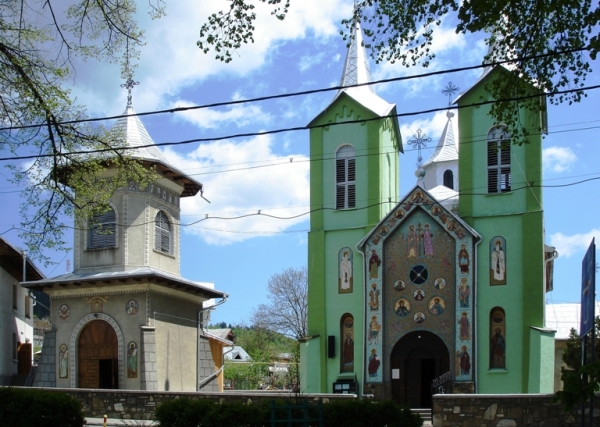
[88,207,117,250]
[335,145,356,210]
[443,169,454,189]
[487,126,511,194]
[154,210,172,255]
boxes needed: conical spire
[339,20,374,93]
[113,106,170,164]
[422,111,458,168]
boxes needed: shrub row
[0,387,84,427]
[154,397,422,427]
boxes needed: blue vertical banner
[580,238,596,338]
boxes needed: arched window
[443,170,454,189]
[89,208,116,249]
[487,126,511,193]
[154,211,171,254]
[340,314,354,373]
[336,145,356,209]
[490,307,506,369]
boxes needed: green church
[300,23,557,407]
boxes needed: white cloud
[162,135,310,245]
[372,23,475,98]
[66,0,350,117]
[543,146,577,173]
[171,100,271,129]
[299,52,326,72]
[549,229,600,258]
[400,110,459,153]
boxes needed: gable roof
[0,237,44,283]
[308,22,399,129]
[358,184,480,249]
[21,266,226,299]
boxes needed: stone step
[411,408,432,422]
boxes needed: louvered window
[336,145,356,209]
[88,209,116,249]
[154,211,171,254]
[487,126,511,193]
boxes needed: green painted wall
[304,91,401,394]
[458,67,550,393]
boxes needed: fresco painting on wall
[369,283,380,311]
[369,250,381,278]
[368,348,381,378]
[58,304,70,320]
[428,297,446,315]
[87,296,107,313]
[422,224,434,257]
[490,308,506,369]
[458,244,469,273]
[413,311,425,323]
[127,341,138,378]
[59,344,68,378]
[490,237,507,285]
[338,248,353,294]
[394,298,411,317]
[126,299,139,315]
[457,345,471,376]
[394,280,406,291]
[458,278,470,307]
[368,315,381,345]
[341,314,355,372]
[459,312,471,340]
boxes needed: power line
[0,117,597,194]
[0,46,591,132]
[2,83,599,164]
[2,175,597,236]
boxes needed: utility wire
[2,175,597,236]
[0,118,598,193]
[2,83,599,163]
[0,46,591,132]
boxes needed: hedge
[0,387,84,427]
[155,398,421,427]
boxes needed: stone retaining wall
[29,388,356,421]
[432,393,600,427]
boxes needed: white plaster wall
[0,268,33,384]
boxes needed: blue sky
[1,1,599,326]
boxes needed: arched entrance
[390,331,449,408]
[78,320,119,389]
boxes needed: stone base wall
[433,393,600,427]
[17,388,356,420]
[33,330,55,388]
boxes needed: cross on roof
[408,129,431,168]
[121,76,139,107]
[441,81,459,106]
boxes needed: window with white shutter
[335,145,356,209]
[88,208,116,249]
[154,211,171,254]
[487,126,511,193]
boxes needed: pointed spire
[422,110,458,168]
[339,19,374,93]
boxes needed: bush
[155,398,270,427]
[155,397,421,427]
[0,387,84,427]
[323,399,421,427]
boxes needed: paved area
[85,418,156,426]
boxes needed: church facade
[300,25,556,405]
[24,102,229,392]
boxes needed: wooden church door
[78,320,118,389]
